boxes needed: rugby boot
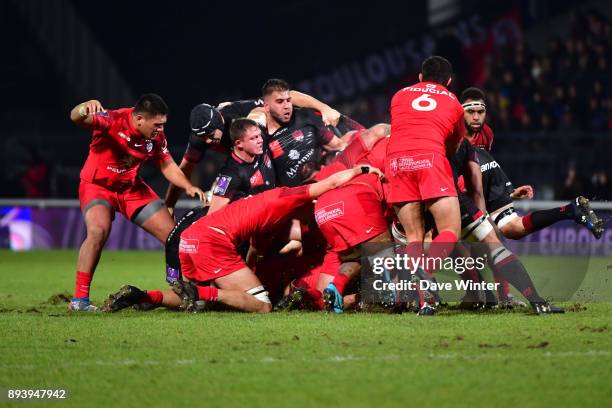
[572,196,605,239]
[531,301,565,315]
[417,302,437,316]
[68,298,98,312]
[322,283,344,314]
[102,285,147,313]
[274,287,306,311]
[172,280,201,312]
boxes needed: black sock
[489,246,544,304]
[522,205,573,233]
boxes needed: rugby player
[460,87,604,305]
[459,87,604,241]
[68,94,205,311]
[258,79,354,186]
[164,90,343,212]
[171,164,384,313]
[387,56,464,315]
[208,118,276,213]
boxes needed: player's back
[205,185,311,243]
[389,81,463,156]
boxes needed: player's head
[133,93,168,139]
[230,118,263,155]
[262,78,293,125]
[419,56,453,87]
[190,103,225,145]
[460,87,487,132]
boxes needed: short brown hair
[262,78,291,97]
[229,118,260,143]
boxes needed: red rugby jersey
[201,185,312,244]
[388,81,464,156]
[79,108,172,189]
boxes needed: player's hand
[320,106,341,126]
[512,185,534,200]
[279,239,303,256]
[185,186,206,202]
[357,165,384,180]
[81,100,105,117]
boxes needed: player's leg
[498,197,604,240]
[478,224,564,314]
[174,267,272,313]
[71,201,114,311]
[133,200,175,243]
[102,285,181,312]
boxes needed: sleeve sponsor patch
[213,175,232,196]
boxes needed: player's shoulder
[483,123,494,136]
[219,98,263,118]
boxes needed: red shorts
[315,184,388,252]
[79,180,160,220]
[178,223,246,283]
[385,150,456,203]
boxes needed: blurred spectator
[20,146,50,198]
[557,163,585,200]
[589,171,609,200]
[483,10,611,133]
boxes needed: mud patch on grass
[46,292,72,305]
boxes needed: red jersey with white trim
[201,185,312,244]
[79,108,172,189]
[388,81,464,155]
[465,123,494,151]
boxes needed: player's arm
[463,160,486,213]
[290,90,340,126]
[247,107,267,128]
[165,158,198,211]
[70,99,105,128]
[511,185,534,199]
[159,159,205,202]
[322,134,346,151]
[278,218,303,256]
[309,165,383,198]
[207,168,244,214]
[208,195,231,214]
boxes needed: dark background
[1,0,609,200]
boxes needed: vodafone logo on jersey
[179,238,199,254]
[315,201,345,225]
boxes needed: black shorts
[165,206,209,282]
[478,150,514,213]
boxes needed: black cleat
[274,287,306,311]
[572,196,605,239]
[417,302,437,316]
[102,285,146,313]
[531,302,565,315]
[171,280,200,312]
[133,302,160,311]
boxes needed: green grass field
[1,250,611,407]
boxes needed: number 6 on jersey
[411,94,437,111]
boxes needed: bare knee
[500,219,526,240]
[257,301,272,313]
[86,223,111,244]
